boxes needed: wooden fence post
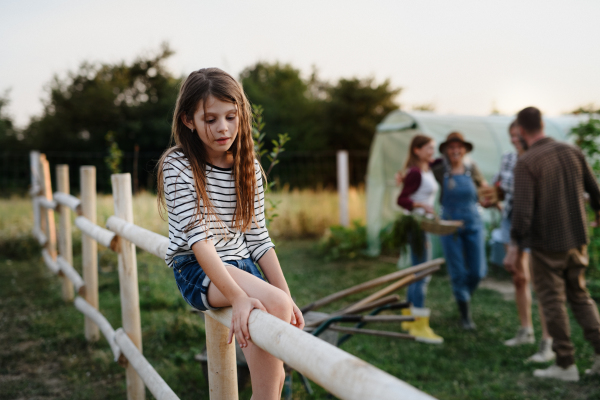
[111,173,145,400]
[205,315,238,400]
[56,165,75,301]
[337,150,350,227]
[40,155,58,274]
[30,151,42,234]
[81,166,100,342]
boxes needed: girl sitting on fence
[157,68,304,399]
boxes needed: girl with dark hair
[157,68,304,399]
[396,134,443,344]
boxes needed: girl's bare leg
[514,250,533,329]
[207,266,292,400]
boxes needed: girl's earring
[190,127,194,133]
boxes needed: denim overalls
[439,171,487,303]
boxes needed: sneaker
[533,364,579,382]
[585,354,600,376]
[526,338,556,363]
[504,327,535,347]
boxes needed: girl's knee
[264,288,292,321]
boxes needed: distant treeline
[0,43,401,157]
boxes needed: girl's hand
[290,301,305,330]
[422,204,435,214]
[228,295,267,348]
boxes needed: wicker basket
[419,217,463,235]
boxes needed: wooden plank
[300,258,444,313]
[42,248,60,274]
[106,216,169,259]
[53,192,82,215]
[205,314,238,400]
[74,297,120,361]
[74,216,118,251]
[111,173,145,400]
[204,308,436,400]
[57,256,85,296]
[81,166,100,342]
[328,326,416,340]
[40,155,58,283]
[56,165,74,301]
[114,329,180,400]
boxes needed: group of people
[155,65,600,398]
[397,106,600,381]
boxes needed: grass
[3,239,600,399]
[2,192,600,399]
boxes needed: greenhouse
[365,110,590,256]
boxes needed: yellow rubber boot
[408,307,444,344]
[401,307,413,331]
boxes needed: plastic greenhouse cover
[366,111,591,258]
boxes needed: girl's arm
[397,168,422,210]
[192,239,268,348]
[257,248,304,329]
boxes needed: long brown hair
[403,134,433,170]
[156,68,259,233]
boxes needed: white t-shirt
[410,170,439,214]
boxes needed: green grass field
[2,193,600,399]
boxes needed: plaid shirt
[493,152,518,220]
[511,137,600,251]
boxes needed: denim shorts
[173,254,265,311]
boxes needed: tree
[240,62,326,151]
[0,90,24,151]
[23,44,181,153]
[322,77,401,150]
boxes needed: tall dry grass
[0,188,366,241]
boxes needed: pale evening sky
[1,0,599,127]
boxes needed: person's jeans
[440,220,487,303]
[532,246,600,367]
[407,232,432,308]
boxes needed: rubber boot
[401,307,413,331]
[408,307,443,344]
[457,300,476,330]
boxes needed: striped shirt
[162,151,274,268]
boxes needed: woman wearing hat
[432,132,488,330]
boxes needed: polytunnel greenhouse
[365,110,590,257]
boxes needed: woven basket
[419,217,463,235]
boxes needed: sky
[1,0,599,127]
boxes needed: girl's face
[185,95,239,161]
[414,141,436,163]
[446,141,466,164]
[509,127,525,153]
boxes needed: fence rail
[28,150,435,400]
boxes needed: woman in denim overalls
[433,132,488,330]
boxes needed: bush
[318,221,367,260]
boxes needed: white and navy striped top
[162,151,274,268]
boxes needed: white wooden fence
[28,151,436,400]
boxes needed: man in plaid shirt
[505,106,600,381]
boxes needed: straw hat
[438,131,473,154]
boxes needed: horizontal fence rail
[28,150,435,400]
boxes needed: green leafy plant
[380,214,425,257]
[570,117,600,295]
[318,220,368,261]
[252,104,290,227]
[569,117,600,176]
[104,130,123,175]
